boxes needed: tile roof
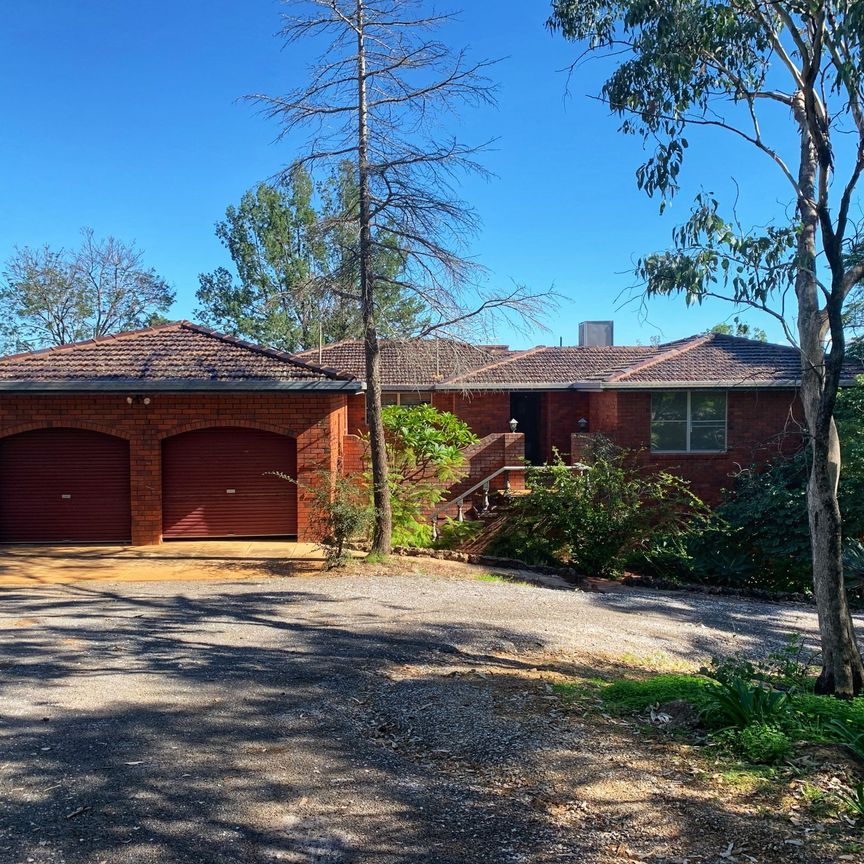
[0,322,360,390]
[442,345,658,386]
[301,333,864,389]
[609,333,864,386]
[297,339,513,388]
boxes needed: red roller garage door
[0,428,131,543]
[162,427,297,538]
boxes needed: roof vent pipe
[578,321,614,347]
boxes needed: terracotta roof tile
[440,345,657,386]
[0,322,357,389]
[297,339,509,387]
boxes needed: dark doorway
[510,393,543,464]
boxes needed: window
[651,391,727,453]
[382,392,432,407]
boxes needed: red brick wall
[347,393,367,435]
[0,392,349,545]
[438,391,511,439]
[544,391,591,461]
[580,389,804,504]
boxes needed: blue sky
[1,1,798,347]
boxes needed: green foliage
[272,470,371,568]
[703,633,818,695]
[489,439,707,576]
[375,404,477,547]
[1,229,174,351]
[601,674,714,713]
[715,723,792,764]
[709,318,767,341]
[834,782,864,822]
[196,163,426,352]
[828,718,864,762]
[433,518,484,550]
[700,677,791,730]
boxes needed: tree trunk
[807,418,864,696]
[356,0,392,556]
[794,100,864,696]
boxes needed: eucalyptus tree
[196,164,426,352]
[549,1,864,694]
[252,0,547,554]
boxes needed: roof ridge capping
[606,334,711,382]
[440,344,548,385]
[0,320,186,363]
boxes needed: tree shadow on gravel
[0,582,844,863]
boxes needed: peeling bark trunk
[356,0,392,556]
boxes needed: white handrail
[429,462,587,538]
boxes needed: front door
[510,393,543,464]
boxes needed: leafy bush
[738,723,792,764]
[488,439,706,576]
[368,404,477,547]
[714,724,791,764]
[271,470,372,568]
[700,677,791,730]
[679,394,864,592]
[690,452,814,592]
[432,518,484,550]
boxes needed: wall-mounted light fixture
[126,395,152,406]
[577,417,588,432]
[509,418,519,433]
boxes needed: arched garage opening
[0,428,131,543]
[161,427,298,539]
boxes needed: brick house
[0,322,360,545]
[0,319,858,545]
[300,328,861,507]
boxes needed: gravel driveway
[0,570,855,863]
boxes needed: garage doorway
[161,427,298,539]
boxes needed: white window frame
[651,390,728,454]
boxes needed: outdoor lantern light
[509,418,519,432]
[577,417,588,431]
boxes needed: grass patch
[552,679,604,706]
[475,572,534,587]
[717,765,778,795]
[601,674,715,713]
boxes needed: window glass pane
[651,421,687,452]
[690,423,726,452]
[651,391,687,422]
[382,393,399,406]
[399,392,431,406]
[691,392,726,422]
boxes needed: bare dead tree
[251,0,551,555]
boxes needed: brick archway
[0,421,132,442]
[159,420,298,441]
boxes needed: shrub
[366,404,477,546]
[272,470,371,568]
[714,724,791,764]
[700,677,791,730]
[488,438,706,576]
[738,723,792,764]
[432,518,484,550]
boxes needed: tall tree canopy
[0,228,174,351]
[549,1,864,695]
[195,163,427,352]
